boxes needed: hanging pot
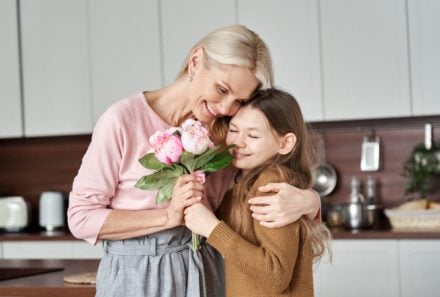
[312,163,337,197]
[312,134,338,197]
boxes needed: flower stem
[191,232,200,251]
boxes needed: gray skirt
[95,226,225,297]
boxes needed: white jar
[39,191,65,231]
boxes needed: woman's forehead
[213,64,259,99]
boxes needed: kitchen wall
[1,115,439,230]
[310,116,440,209]
[1,0,440,230]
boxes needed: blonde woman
[68,25,321,297]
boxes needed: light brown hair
[228,89,332,262]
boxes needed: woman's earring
[189,71,194,82]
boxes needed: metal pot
[343,203,380,230]
[326,203,344,228]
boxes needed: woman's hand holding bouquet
[136,119,234,250]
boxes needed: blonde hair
[176,24,273,89]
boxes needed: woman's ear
[188,47,204,73]
[278,133,297,155]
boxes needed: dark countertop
[0,230,76,241]
[1,228,440,241]
[0,259,99,297]
[330,227,440,239]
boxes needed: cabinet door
[320,0,411,120]
[408,0,440,116]
[2,241,72,259]
[88,0,163,122]
[161,0,236,85]
[20,0,92,136]
[313,240,400,297]
[238,0,323,121]
[0,0,22,138]
[400,240,440,297]
[71,241,103,259]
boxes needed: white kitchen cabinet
[20,0,93,136]
[320,0,411,120]
[0,242,3,258]
[71,241,104,259]
[2,241,103,259]
[88,0,163,122]
[238,0,323,122]
[160,0,237,85]
[0,0,22,138]
[399,240,440,297]
[3,241,72,259]
[313,240,400,297]
[407,0,440,116]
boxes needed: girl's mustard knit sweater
[207,166,314,297]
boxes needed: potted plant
[402,143,440,200]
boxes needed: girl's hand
[248,182,321,228]
[184,203,220,238]
[166,174,204,227]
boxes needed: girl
[185,88,332,297]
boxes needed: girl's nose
[234,133,246,147]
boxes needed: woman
[68,24,320,297]
[185,89,331,297]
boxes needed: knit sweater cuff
[206,221,237,254]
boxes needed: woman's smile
[204,101,218,117]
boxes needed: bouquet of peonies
[135,119,234,251]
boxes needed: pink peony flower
[193,170,206,184]
[181,119,213,155]
[149,131,183,165]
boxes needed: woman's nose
[218,98,239,116]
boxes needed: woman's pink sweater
[68,93,235,244]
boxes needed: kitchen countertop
[330,227,440,239]
[0,230,76,241]
[0,259,99,297]
[1,227,440,241]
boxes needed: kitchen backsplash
[1,115,440,230]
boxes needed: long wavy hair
[220,89,331,262]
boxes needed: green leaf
[171,164,188,175]
[138,153,165,170]
[179,151,196,172]
[193,145,221,169]
[200,152,233,173]
[135,168,182,190]
[156,179,176,204]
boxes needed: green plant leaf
[171,164,188,175]
[156,179,176,204]
[193,145,221,169]
[135,168,181,190]
[201,152,233,172]
[402,143,440,197]
[138,153,165,170]
[179,151,196,172]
